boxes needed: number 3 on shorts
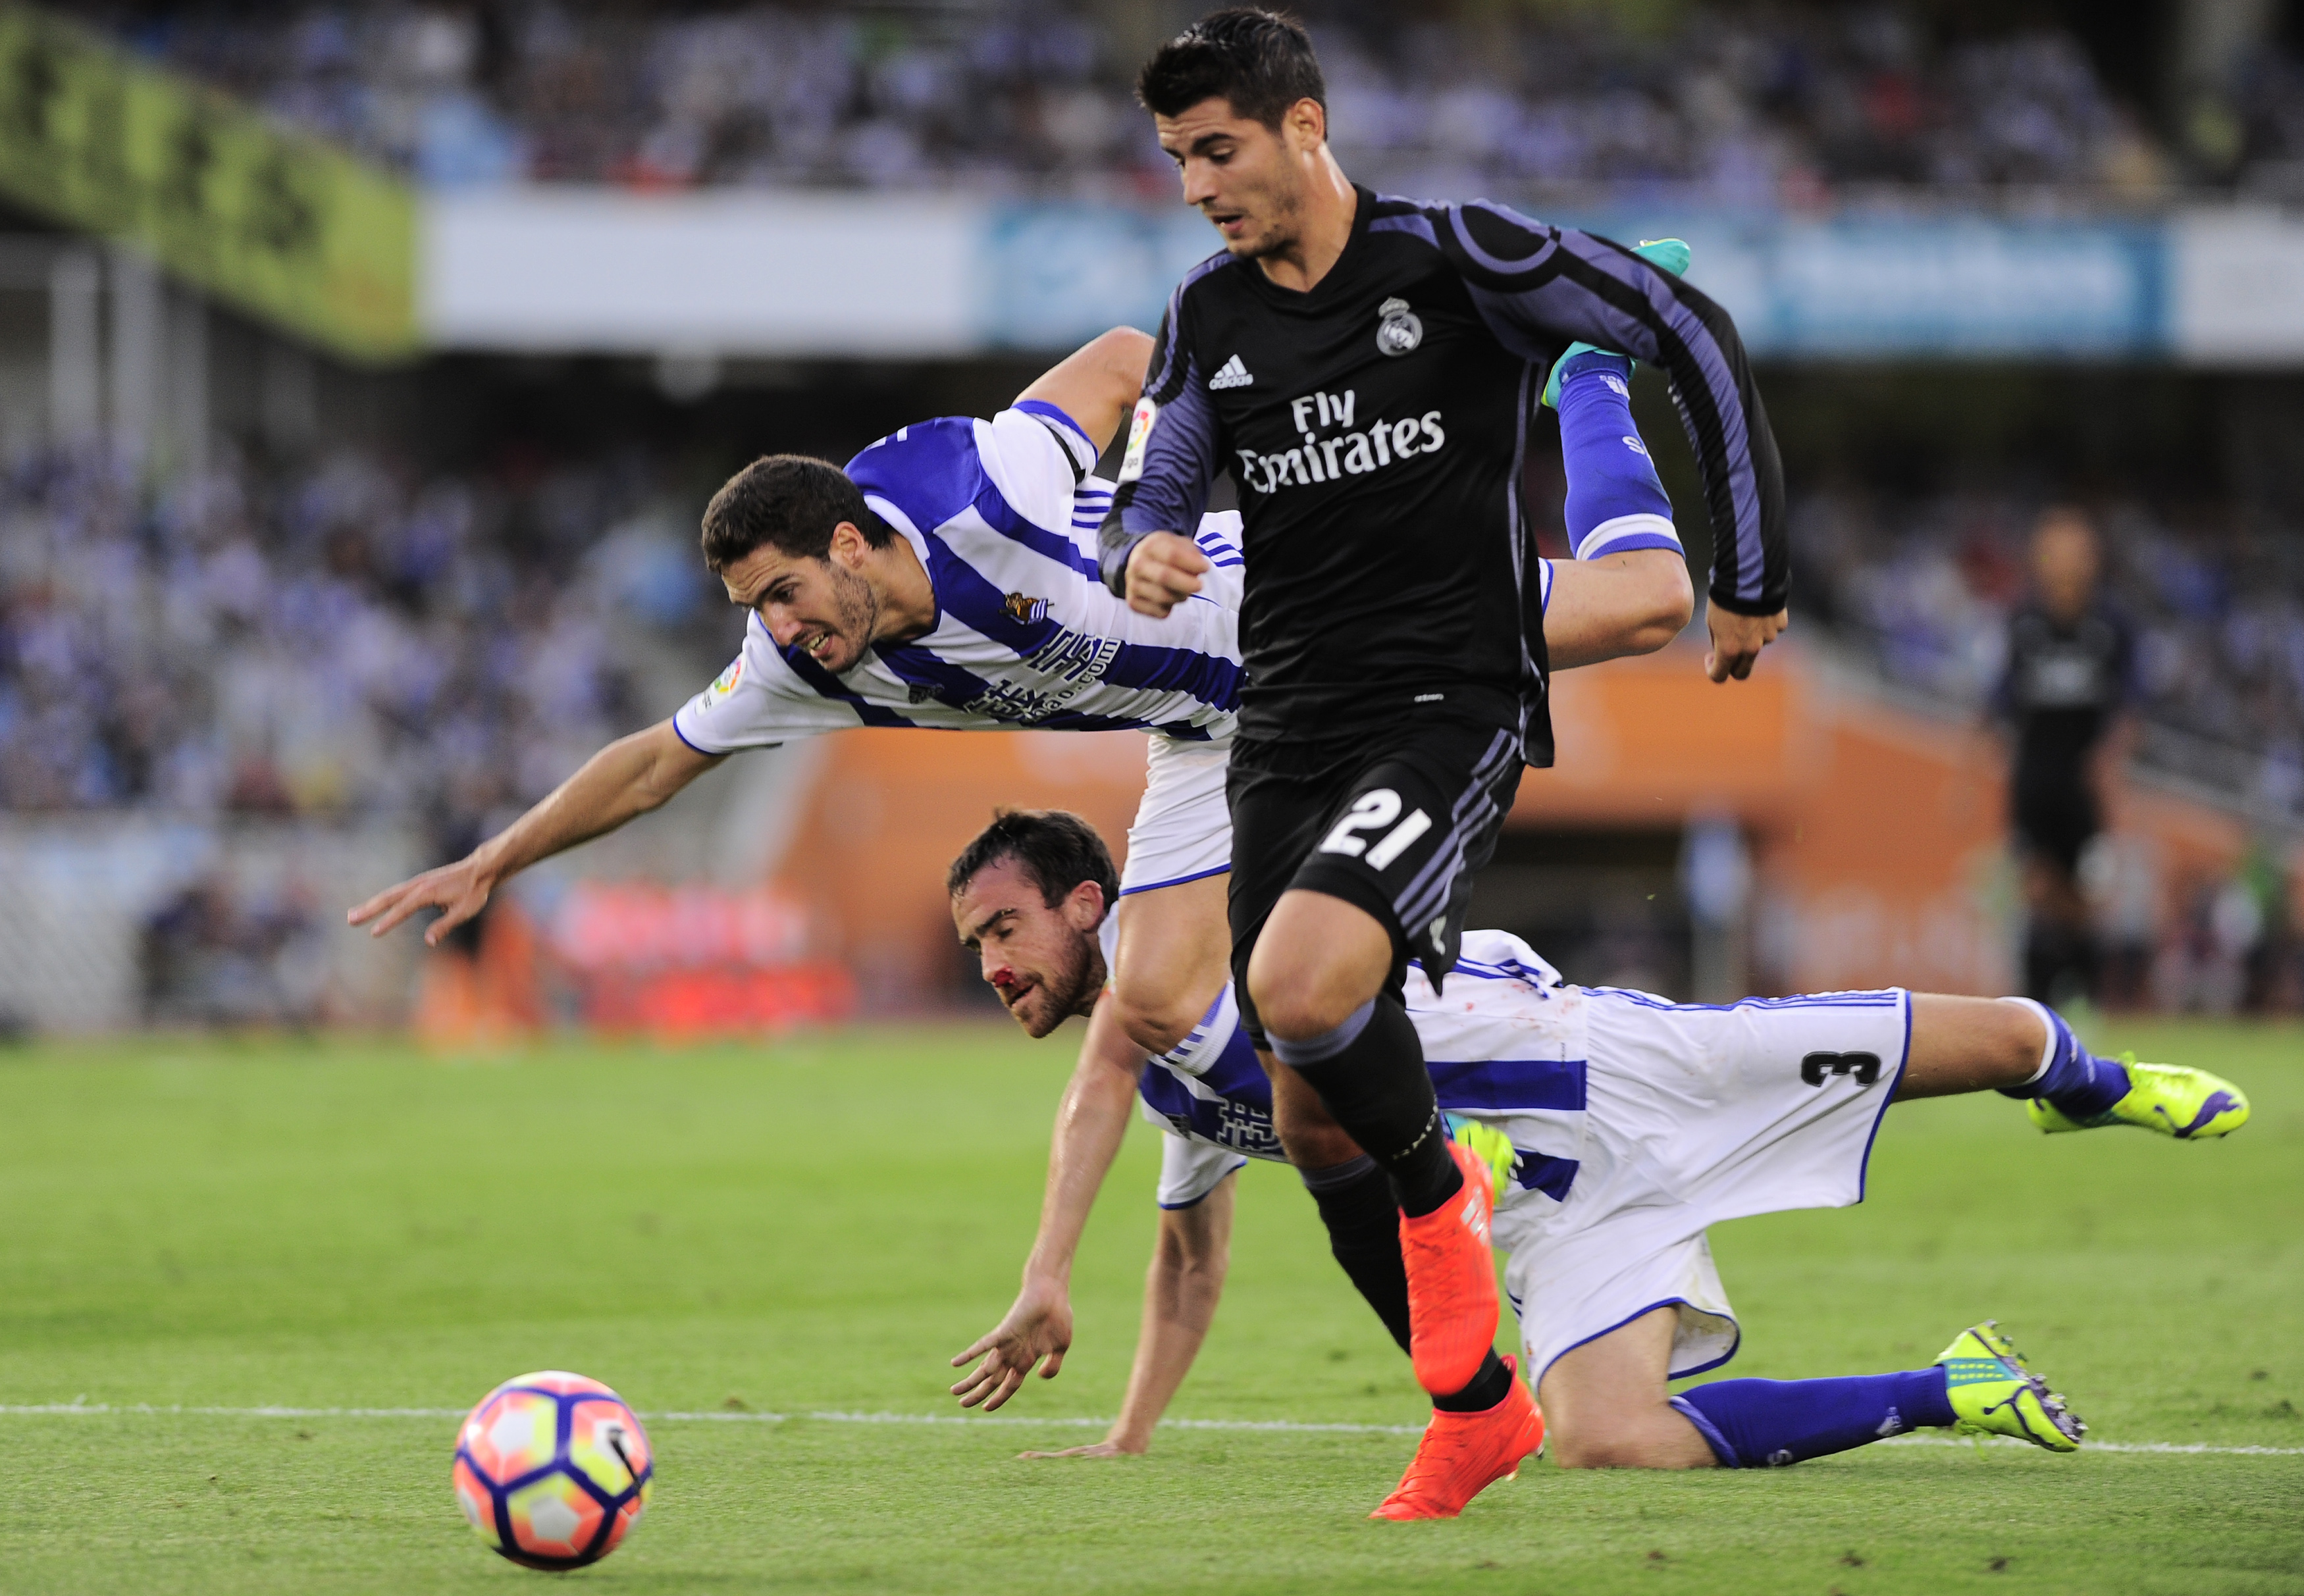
[1319,788,1433,872]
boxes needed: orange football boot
[1371,1356,1546,1521]
[1399,1137,1501,1396]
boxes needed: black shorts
[2012,774,2099,878]
[1226,711,1527,1048]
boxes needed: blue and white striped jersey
[1138,928,1590,1209]
[674,401,1245,754]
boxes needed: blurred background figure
[1996,509,2137,1005]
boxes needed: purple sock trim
[1668,1396,1739,1468]
[1995,1002,2128,1118]
[1910,1364,1957,1431]
[1268,999,1376,1068]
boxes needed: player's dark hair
[1136,8,1324,129]
[700,454,893,573]
[947,810,1119,920]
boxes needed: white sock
[1997,996,2058,1087]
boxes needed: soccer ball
[453,1371,653,1570]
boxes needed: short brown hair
[700,454,893,573]
[1136,8,1324,129]
[947,810,1119,916]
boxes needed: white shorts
[1155,1130,1251,1209]
[1120,733,1232,896]
[1486,987,1912,1389]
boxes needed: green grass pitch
[0,1017,2297,1595]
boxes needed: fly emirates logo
[1236,388,1444,497]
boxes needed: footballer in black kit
[1100,78,1789,1043]
[1099,7,1788,1426]
[1997,508,2136,1002]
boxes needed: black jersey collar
[1236,183,1377,307]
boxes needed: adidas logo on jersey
[1207,354,1253,390]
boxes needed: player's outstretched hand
[346,857,495,946]
[1124,532,1210,619]
[1704,605,1789,683]
[1018,1440,1141,1460]
[949,1274,1073,1412]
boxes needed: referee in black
[1999,507,2135,1004]
[1099,9,1787,1454]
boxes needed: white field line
[0,1403,2297,1454]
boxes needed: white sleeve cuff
[1575,512,1683,560]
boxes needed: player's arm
[347,719,721,944]
[1015,327,1155,457]
[950,998,1143,1411]
[1097,292,1221,617]
[1020,1175,1234,1459]
[1439,207,1789,679]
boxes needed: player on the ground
[1099,9,1791,1416]
[943,810,2249,1518]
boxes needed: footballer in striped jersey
[946,810,2245,1518]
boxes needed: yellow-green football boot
[2028,1052,2250,1139]
[1936,1321,2085,1453]
[1444,1113,1518,1204]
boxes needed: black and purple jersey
[1100,187,1786,749]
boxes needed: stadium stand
[86,1,2202,200]
[1793,486,2304,826]
[0,439,726,821]
[1,1,2293,1023]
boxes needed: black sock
[1276,994,1461,1218]
[1432,1351,1515,1414]
[1299,1153,1411,1354]
[1299,1152,1513,1412]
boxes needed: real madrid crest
[1375,296,1422,357]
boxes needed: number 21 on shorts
[1319,789,1432,871]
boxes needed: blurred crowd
[0,441,727,829]
[86,1,2265,203]
[1791,486,2304,825]
[1794,488,2303,1014]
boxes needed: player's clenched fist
[1704,605,1789,683]
[1124,531,1211,619]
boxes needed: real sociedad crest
[1376,297,1423,356]
[1005,592,1050,625]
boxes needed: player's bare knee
[1548,1428,1642,1470]
[1548,1416,1710,1471]
[1245,952,1357,1042]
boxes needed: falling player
[945,810,2248,1517]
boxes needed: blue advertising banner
[1555,209,2167,358]
[974,199,2170,359]
[976,203,1217,351]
